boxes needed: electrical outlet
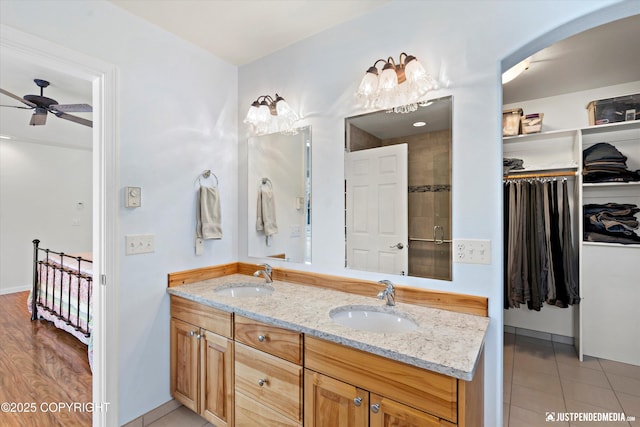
[125,234,155,255]
[453,239,491,264]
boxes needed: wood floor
[0,291,92,427]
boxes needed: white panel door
[345,144,408,275]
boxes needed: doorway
[0,24,118,426]
[500,10,640,426]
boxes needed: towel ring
[197,169,218,187]
[261,177,272,188]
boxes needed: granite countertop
[167,274,489,381]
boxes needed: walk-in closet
[502,14,640,426]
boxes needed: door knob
[389,242,404,249]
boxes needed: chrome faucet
[377,280,395,306]
[253,263,273,283]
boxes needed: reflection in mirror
[248,126,311,263]
[345,96,452,280]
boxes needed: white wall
[1,1,238,425]
[2,0,639,425]
[238,2,637,426]
[0,139,92,294]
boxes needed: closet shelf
[583,181,640,188]
[582,241,640,249]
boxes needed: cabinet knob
[258,334,267,342]
[189,330,196,337]
[353,397,362,407]
[370,403,380,414]
[258,378,268,387]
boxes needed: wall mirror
[345,96,452,280]
[248,125,311,263]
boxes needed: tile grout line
[599,360,633,427]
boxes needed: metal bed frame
[31,239,92,337]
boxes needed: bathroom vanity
[168,263,489,427]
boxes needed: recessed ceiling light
[413,121,427,127]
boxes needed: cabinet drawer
[235,342,302,422]
[170,295,232,338]
[235,391,301,427]
[234,315,302,364]
[305,336,457,423]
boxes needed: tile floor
[504,332,640,427]
[144,332,640,426]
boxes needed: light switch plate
[125,186,141,208]
[125,234,155,255]
[453,239,491,264]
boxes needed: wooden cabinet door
[304,370,368,427]
[200,329,234,427]
[369,393,441,427]
[170,318,199,412]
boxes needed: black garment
[504,178,579,311]
[583,142,640,183]
[583,202,640,244]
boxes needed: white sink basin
[214,283,274,298]
[329,305,418,333]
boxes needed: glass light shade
[244,105,260,124]
[404,58,426,82]
[257,104,271,123]
[357,71,379,97]
[378,66,398,91]
[276,98,293,116]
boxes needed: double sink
[213,282,418,334]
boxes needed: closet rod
[504,170,577,180]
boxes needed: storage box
[521,113,544,134]
[587,93,640,125]
[503,108,523,136]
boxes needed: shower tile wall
[385,130,452,279]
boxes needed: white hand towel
[197,186,222,239]
[256,185,277,236]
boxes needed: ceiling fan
[0,78,92,128]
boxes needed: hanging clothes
[504,177,580,311]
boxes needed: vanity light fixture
[244,93,299,135]
[412,121,427,127]
[356,52,439,113]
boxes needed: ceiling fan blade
[0,88,37,108]
[29,110,48,126]
[50,103,93,113]
[53,111,93,128]
[0,104,33,109]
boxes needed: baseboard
[121,399,182,427]
[0,285,31,295]
[505,325,574,345]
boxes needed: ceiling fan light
[29,109,47,126]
